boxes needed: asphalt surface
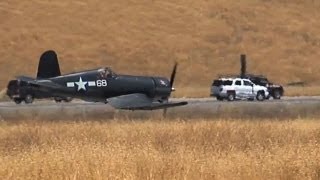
[1,96,320,120]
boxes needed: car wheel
[24,94,34,104]
[216,96,224,101]
[14,98,22,104]
[256,91,265,101]
[227,92,235,101]
[273,90,281,99]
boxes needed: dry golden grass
[1,118,320,179]
[1,0,320,90]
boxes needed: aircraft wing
[107,93,188,110]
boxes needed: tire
[227,92,235,101]
[273,90,281,100]
[216,96,224,101]
[256,91,265,101]
[14,98,22,104]
[24,94,34,104]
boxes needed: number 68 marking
[96,80,107,87]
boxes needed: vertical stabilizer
[37,50,61,79]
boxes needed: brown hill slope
[1,0,320,90]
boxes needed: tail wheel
[273,90,281,99]
[24,94,34,104]
[256,91,265,101]
[227,92,235,101]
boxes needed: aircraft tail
[37,50,61,79]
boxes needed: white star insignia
[75,77,88,91]
[160,80,167,86]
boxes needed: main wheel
[256,91,265,101]
[227,92,235,101]
[24,94,34,104]
[273,90,281,99]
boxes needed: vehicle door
[243,80,254,98]
[234,80,244,98]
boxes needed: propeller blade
[170,62,178,88]
[164,63,178,117]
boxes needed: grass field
[1,118,320,179]
[1,0,320,90]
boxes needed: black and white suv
[210,78,269,101]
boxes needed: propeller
[170,62,178,89]
[163,62,178,118]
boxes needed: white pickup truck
[210,78,269,101]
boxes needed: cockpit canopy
[98,67,116,78]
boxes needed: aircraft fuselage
[46,68,171,102]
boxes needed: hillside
[1,0,320,90]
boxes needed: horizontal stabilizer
[16,76,35,82]
[16,76,59,89]
[107,93,188,110]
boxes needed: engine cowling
[152,77,171,99]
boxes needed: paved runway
[1,97,320,120]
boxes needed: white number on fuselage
[96,80,107,87]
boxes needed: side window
[235,80,242,86]
[223,80,233,86]
[244,80,253,86]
